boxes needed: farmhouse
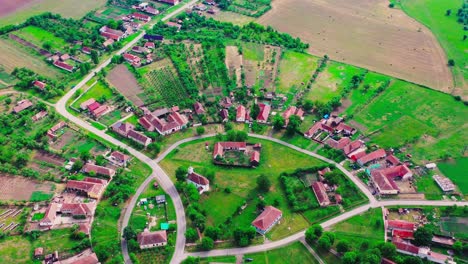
[33,80,46,91]
[392,229,414,240]
[123,53,141,66]
[158,0,179,5]
[39,203,59,227]
[282,106,304,127]
[139,111,188,135]
[256,103,271,123]
[132,12,151,22]
[90,104,110,119]
[193,102,205,115]
[432,175,455,192]
[144,6,159,15]
[127,129,152,146]
[60,252,99,264]
[137,230,168,249]
[32,110,48,122]
[166,21,182,31]
[317,167,331,181]
[371,165,413,195]
[103,38,115,47]
[343,140,366,158]
[144,34,164,41]
[236,105,246,122]
[250,151,260,166]
[60,54,70,61]
[82,46,92,54]
[53,61,74,72]
[65,177,107,199]
[219,109,229,122]
[100,26,126,41]
[187,167,210,194]
[13,99,33,113]
[132,46,149,54]
[387,220,416,231]
[386,155,401,166]
[80,98,96,110]
[193,3,207,11]
[252,206,282,235]
[392,237,456,264]
[34,248,44,259]
[220,97,232,108]
[109,151,131,167]
[312,181,331,207]
[335,122,356,136]
[357,149,387,166]
[111,122,135,137]
[326,137,351,150]
[60,203,94,218]
[304,120,334,140]
[82,163,116,178]
[47,121,67,139]
[213,142,247,159]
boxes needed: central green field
[277,51,319,93]
[438,157,468,193]
[13,26,68,53]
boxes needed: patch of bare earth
[0,0,38,17]
[257,0,453,92]
[0,175,52,201]
[225,46,243,87]
[108,64,145,107]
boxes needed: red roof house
[127,129,152,146]
[392,237,419,255]
[236,105,246,122]
[82,163,116,178]
[53,61,74,72]
[159,0,179,5]
[256,103,271,123]
[110,151,131,167]
[357,149,387,165]
[252,206,282,235]
[282,106,304,126]
[187,169,210,194]
[312,182,331,207]
[392,229,414,240]
[193,102,205,115]
[327,137,351,150]
[371,165,413,195]
[387,220,416,231]
[33,80,46,91]
[213,142,247,159]
[343,140,365,157]
[13,99,33,113]
[144,42,155,49]
[132,12,151,22]
[250,151,260,166]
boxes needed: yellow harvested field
[257,0,453,92]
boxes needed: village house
[82,163,116,178]
[60,203,95,218]
[13,99,33,113]
[158,0,179,5]
[34,247,44,259]
[335,122,356,136]
[47,121,67,139]
[99,26,126,41]
[193,3,207,11]
[220,97,232,108]
[82,46,92,54]
[128,129,152,147]
[33,80,46,91]
[144,6,159,15]
[251,206,282,235]
[32,110,48,122]
[236,105,246,122]
[60,54,70,61]
[60,251,99,264]
[219,109,229,122]
[193,102,205,115]
[371,165,413,195]
[187,167,210,194]
[80,98,96,111]
[109,151,131,167]
[132,46,149,54]
[65,177,107,199]
[103,38,115,48]
[137,230,168,249]
[392,237,456,264]
[212,142,247,159]
[132,12,151,22]
[357,149,387,166]
[317,167,331,182]
[256,103,271,123]
[39,203,59,227]
[111,122,135,137]
[387,219,416,231]
[166,21,182,31]
[326,137,351,150]
[343,139,366,158]
[123,53,142,66]
[90,104,110,119]
[144,42,156,49]
[304,120,334,140]
[139,111,188,135]
[386,155,401,166]
[282,106,304,127]
[53,60,74,72]
[312,181,331,207]
[250,151,260,167]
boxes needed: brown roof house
[252,206,282,235]
[13,99,33,113]
[187,167,210,194]
[137,230,167,249]
[82,163,116,178]
[109,151,131,167]
[312,181,331,207]
[65,177,107,199]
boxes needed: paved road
[54,1,198,263]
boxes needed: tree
[318,235,331,250]
[201,237,214,250]
[90,50,99,64]
[272,115,285,130]
[323,232,335,244]
[80,150,91,162]
[181,257,199,264]
[342,251,359,264]
[123,226,136,240]
[205,226,220,241]
[43,41,52,51]
[176,166,187,182]
[446,9,452,16]
[337,240,351,254]
[303,100,314,112]
[413,226,433,246]
[377,242,396,258]
[453,241,463,254]
[305,224,323,244]
[185,228,198,242]
[448,59,455,66]
[196,126,205,135]
[256,174,271,193]
[95,155,106,166]
[286,115,301,136]
[403,256,423,264]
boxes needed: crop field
[350,80,468,162]
[438,158,468,194]
[257,0,452,92]
[0,175,54,201]
[244,242,318,264]
[160,138,330,240]
[141,67,188,108]
[0,0,107,26]
[399,0,468,99]
[107,64,145,107]
[277,51,319,93]
[12,26,68,53]
[306,61,366,103]
[0,37,64,79]
[228,0,272,17]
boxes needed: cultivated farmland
[0,175,54,201]
[257,0,452,92]
[108,64,145,107]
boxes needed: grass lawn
[13,26,68,53]
[277,51,319,93]
[32,213,45,221]
[71,81,115,109]
[438,158,468,194]
[30,191,53,202]
[400,0,467,93]
[414,175,444,200]
[306,61,365,103]
[350,80,468,162]
[329,208,384,247]
[244,242,319,264]
[91,121,107,130]
[242,42,264,61]
[197,255,237,263]
[0,236,31,263]
[160,137,326,240]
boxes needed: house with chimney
[186,167,210,194]
[252,206,282,235]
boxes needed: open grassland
[329,208,384,246]
[0,0,107,25]
[350,80,468,162]
[0,37,64,79]
[306,61,365,102]
[13,26,68,53]
[399,0,468,99]
[257,0,452,92]
[438,158,468,193]
[244,242,319,264]
[277,51,319,93]
[160,138,326,240]
[71,81,114,109]
[198,256,237,263]
[0,235,31,263]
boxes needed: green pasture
[244,242,319,264]
[13,26,68,52]
[277,51,319,93]
[438,158,468,193]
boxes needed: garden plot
[0,175,54,201]
[225,46,243,87]
[107,64,145,107]
[277,51,319,94]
